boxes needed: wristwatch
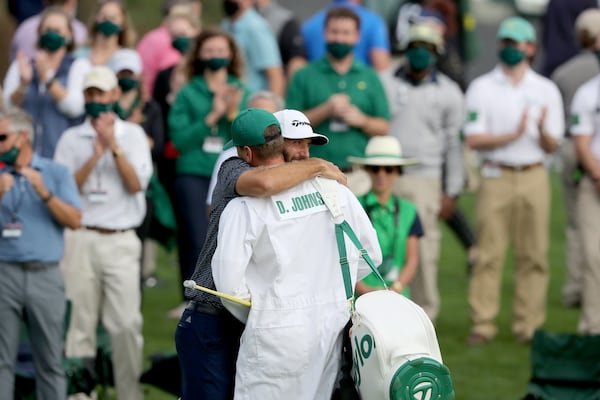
[42,191,54,203]
[112,147,124,158]
[45,77,57,90]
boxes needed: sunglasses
[0,133,10,142]
[365,165,399,174]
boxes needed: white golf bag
[312,177,454,400]
[351,290,454,400]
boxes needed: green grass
[139,172,579,400]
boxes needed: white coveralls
[213,178,382,400]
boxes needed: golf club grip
[192,284,252,307]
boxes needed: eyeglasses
[0,133,11,142]
[365,165,399,174]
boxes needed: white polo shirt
[54,117,153,229]
[464,66,564,166]
[570,74,600,160]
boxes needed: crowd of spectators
[2,0,600,398]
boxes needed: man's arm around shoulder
[236,158,347,197]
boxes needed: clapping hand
[0,172,15,196]
[16,51,33,88]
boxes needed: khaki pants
[469,166,549,340]
[63,229,143,400]
[576,177,600,334]
[394,175,442,321]
[560,139,584,305]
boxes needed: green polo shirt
[358,192,423,296]
[168,75,250,176]
[286,58,390,168]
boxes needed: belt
[82,226,130,234]
[3,261,57,270]
[493,162,543,172]
[186,301,225,316]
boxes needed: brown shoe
[466,333,491,346]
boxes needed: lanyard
[93,147,109,190]
[0,172,27,222]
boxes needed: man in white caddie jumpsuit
[212,110,382,399]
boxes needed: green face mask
[85,102,114,119]
[498,45,526,66]
[326,42,354,60]
[201,58,231,71]
[95,20,122,37]
[118,77,140,92]
[38,30,67,52]
[0,146,20,165]
[172,36,192,54]
[406,47,436,72]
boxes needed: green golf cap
[227,108,281,147]
[497,16,536,43]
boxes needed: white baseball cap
[83,66,118,92]
[108,48,143,75]
[274,109,328,145]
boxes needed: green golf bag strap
[312,176,386,307]
[335,222,355,302]
[335,219,387,295]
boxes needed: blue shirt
[301,1,390,66]
[222,8,282,93]
[0,155,81,263]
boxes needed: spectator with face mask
[166,28,250,318]
[301,0,391,72]
[109,49,166,289]
[137,0,201,97]
[10,0,87,62]
[152,10,200,274]
[286,6,390,195]
[4,6,90,158]
[0,108,81,400]
[54,65,153,400]
[379,22,464,322]
[464,17,564,346]
[74,0,137,66]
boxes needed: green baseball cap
[227,108,281,147]
[497,16,536,43]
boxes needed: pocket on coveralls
[246,323,311,379]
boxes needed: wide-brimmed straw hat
[347,136,418,166]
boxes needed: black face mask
[223,0,239,17]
